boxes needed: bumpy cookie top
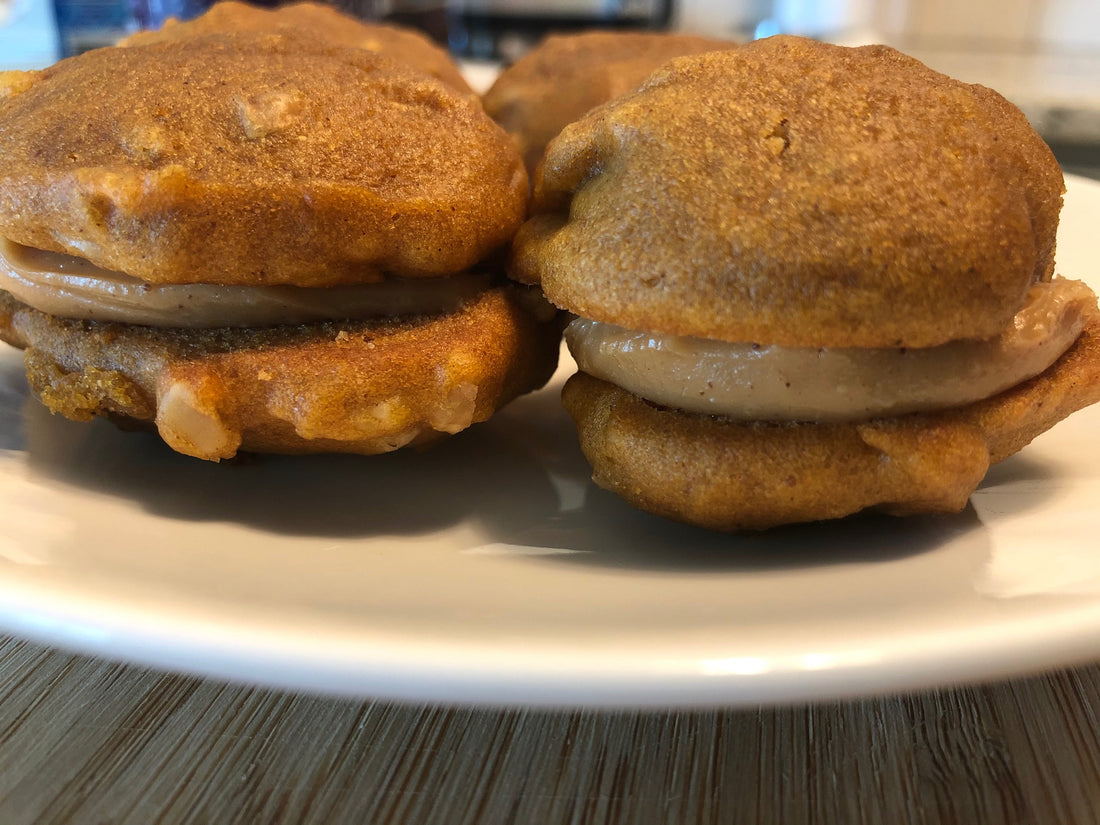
[483,30,738,174]
[0,32,526,286]
[121,1,472,94]
[511,36,1064,348]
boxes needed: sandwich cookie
[511,36,1100,530]
[0,32,559,460]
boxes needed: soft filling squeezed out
[0,239,489,327]
[566,278,1097,421]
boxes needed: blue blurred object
[0,0,60,68]
[52,0,131,54]
[51,0,209,56]
[129,0,209,31]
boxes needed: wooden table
[3,635,1100,823]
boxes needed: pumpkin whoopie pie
[0,32,559,461]
[511,35,1100,531]
[482,30,739,175]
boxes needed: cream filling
[0,239,489,327]
[566,278,1096,422]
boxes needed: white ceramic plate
[0,176,1098,708]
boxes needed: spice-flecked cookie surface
[0,287,560,461]
[0,32,525,287]
[121,1,473,94]
[512,36,1064,349]
[483,30,738,174]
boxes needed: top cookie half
[510,36,1064,349]
[482,30,739,174]
[121,1,473,95]
[0,32,527,286]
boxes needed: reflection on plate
[0,176,1098,708]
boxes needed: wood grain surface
[3,636,1100,824]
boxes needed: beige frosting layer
[566,278,1096,422]
[0,239,489,327]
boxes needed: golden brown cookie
[482,30,738,175]
[0,32,524,286]
[512,36,1063,349]
[512,35,1098,531]
[0,287,559,461]
[562,319,1100,531]
[0,32,558,461]
[121,1,472,94]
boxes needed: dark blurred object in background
[128,0,213,31]
[323,0,668,62]
[53,0,136,54]
[442,0,673,62]
[52,0,670,62]
[1049,141,1100,182]
[52,0,213,54]
[331,0,675,62]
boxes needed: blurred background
[0,0,1098,169]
